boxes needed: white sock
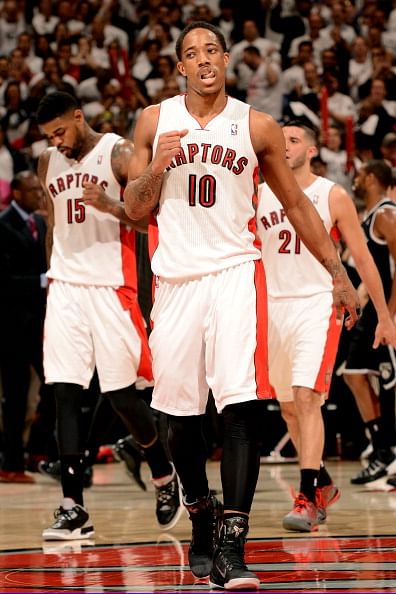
[62,497,77,510]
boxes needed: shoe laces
[54,506,75,521]
[156,479,176,510]
[293,493,311,511]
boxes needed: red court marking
[0,535,396,592]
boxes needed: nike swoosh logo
[218,565,227,579]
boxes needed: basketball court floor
[0,459,395,592]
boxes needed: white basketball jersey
[151,95,261,280]
[257,176,336,298]
[46,133,137,289]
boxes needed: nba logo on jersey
[97,155,103,164]
[231,123,238,136]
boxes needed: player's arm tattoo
[124,163,163,221]
[322,258,344,280]
[106,140,149,228]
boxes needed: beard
[63,128,85,160]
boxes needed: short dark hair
[282,118,320,147]
[363,159,393,189]
[243,45,261,57]
[10,170,35,192]
[175,21,227,60]
[36,91,80,125]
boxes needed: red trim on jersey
[115,287,154,382]
[120,225,138,293]
[254,259,272,399]
[330,224,341,243]
[148,213,158,330]
[147,213,159,261]
[249,167,262,251]
[314,306,342,394]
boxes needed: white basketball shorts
[268,292,342,402]
[43,280,153,392]
[149,260,271,416]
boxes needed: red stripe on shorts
[116,288,154,383]
[254,259,272,399]
[314,306,342,394]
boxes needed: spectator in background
[135,2,181,51]
[320,0,356,48]
[32,0,59,37]
[145,54,184,102]
[69,35,100,82]
[226,18,280,101]
[28,55,77,110]
[268,0,311,70]
[55,0,85,38]
[212,0,235,49]
[85,18,111,70]
[357,77,396,154]
[369,6,396,56]
[287,61,321,116]
[0,80,30,151]
[132,38,162,82]
[381,132,396,167]
[0,54,11,105]
[0,126,14,208]
[8,46,31,87]
[0,0,25,56]
[322,68,357,128]
[348,36,372,102]
[243,45,283,121]
[16,32,43,76]
[288,10,331,70]
[88,14,129,54]
[320,125,361,195]
[359,47,396,102]
[282,40,314,108]
[50,21,74,56]
[0,171,48,483]
[34,34,55,63]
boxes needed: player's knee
[54,383,83,415]
[222,401,262,442]
[294,388,320,415]
[343,372,366,393]
[280,401,296,426]
[168,414,202,441]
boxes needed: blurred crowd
[0,0,396,470]
[0,0,396,205]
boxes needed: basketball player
[257,120,396,533]
[342,160,396,486]
[123,22,360,590]
[36,91,181,541]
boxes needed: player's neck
[184,91,227,127]
[294,167,316,190]
[366,191,387,210]
[76,128,103,161]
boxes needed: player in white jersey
[257,120,396,533]
[36,92,182,542]
[123,22,360,590]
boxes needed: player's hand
[372,316,396,349]
[332,271,361,330]
[151,129,189,175]
[81,182,110,212]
